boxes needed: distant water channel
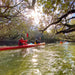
[0,42,75,75]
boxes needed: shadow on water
[0,43,75,75]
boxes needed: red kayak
[0,43,45,51]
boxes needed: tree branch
[56,28,75,34]
[69,0,75,10]
[63,23,75,28]
[0,12,19,19]
[67,17,75,20]
[0,0,24,8]
[41,9,75,32]
[32,0,36,7]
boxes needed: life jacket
[18,39,27,46]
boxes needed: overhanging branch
[41,9,75,32]
[63,23,75,28]
[56,28,75,34]
[0,0,24,8]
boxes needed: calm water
[0,42,75,75]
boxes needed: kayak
[0,43,45,51]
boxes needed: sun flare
[21,1,53,32]
[22,3,44,25]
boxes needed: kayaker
[60,41,63,44]
[35,37,41,44]
[18,37,28,46]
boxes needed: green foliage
[70,19,75,25]
[37,0,73,15]
[0,0,75,42]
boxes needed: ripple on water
[20,69,42,75]
[0,43,75,75]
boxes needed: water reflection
[60,42,75,74]
[20,69,42,75]
[63,42,74,65]
[32,55,38,63]
[31,50,39,68]
[0,43,75,75]
[32,58,37,62]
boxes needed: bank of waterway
[0,42,75,75]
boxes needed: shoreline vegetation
[0,40,74,46]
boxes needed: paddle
[27,33,28,38]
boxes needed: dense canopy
[0,0,75,42]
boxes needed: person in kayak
[18,37,28,46]
[35,37,41,44]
